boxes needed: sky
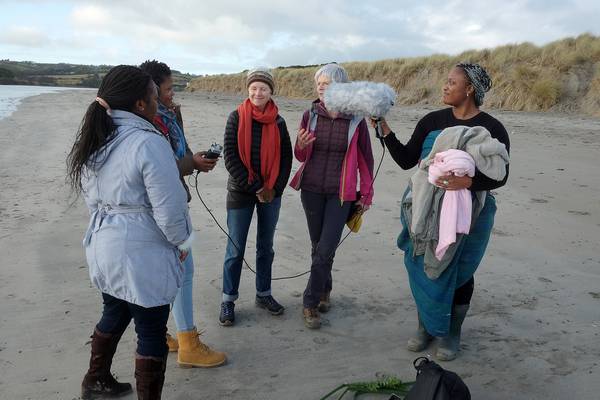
[0,0,599,75]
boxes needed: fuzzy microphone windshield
[324,81,396,118]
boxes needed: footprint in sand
[313,337,329,345]
[492,228,512,237]
[568,210,590,216]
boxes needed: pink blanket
[428,149,476,260]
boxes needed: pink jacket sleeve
[357,120,375,205]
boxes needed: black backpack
[391,357,471,400]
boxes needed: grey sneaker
[255,295,284,315]
[219,301,235,326]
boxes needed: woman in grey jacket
[67,65,192,400]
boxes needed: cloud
[70,4,111,31]
[1,0,600,74]
[0,26,50,47]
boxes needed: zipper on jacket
[340,154,348,206]
[321,118,334,193]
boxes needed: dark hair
[139,60,172,88]
[66,65,153,192]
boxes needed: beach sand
[0,90,599,399]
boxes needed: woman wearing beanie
[219,68,292,326]
[139,60,226,369]
[289,63,375,329]
[372,63,510,361]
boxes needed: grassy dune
[188,34,600,116]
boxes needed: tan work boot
[166,332,178,352]
[303,307,321,329]
[317,291,331,313]
[177,328,227,368]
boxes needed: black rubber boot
[436,304,470,361]
[407,313,434,352]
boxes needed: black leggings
[96,293,170,357]
[453,277,474,306]
[300,190,352,308]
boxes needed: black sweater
[223,110,293,209]
[383,108,510,191]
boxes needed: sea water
[0,85,84,120]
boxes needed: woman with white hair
[290,63,375,329]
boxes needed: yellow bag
[346,209,363,233]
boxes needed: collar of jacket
[111,109,162,135]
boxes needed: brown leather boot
[317,291,331,313]
[81,328,132,399]
[135,354,167,400]
[302,307,321,329]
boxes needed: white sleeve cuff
[178,231,195,251]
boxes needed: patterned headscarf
[457,63,492,107]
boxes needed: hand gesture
[257,187,275,203]
[296,128,316,150]
[369,117,392,137]
[436,174,473,191]
[193,151,218,173]
[356,198,370,212]
[179,249,189,262]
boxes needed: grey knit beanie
[246,67,275,94]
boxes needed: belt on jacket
[83,204,151,246]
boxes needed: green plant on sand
[320,375,414,400]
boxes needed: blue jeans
[96,292,169,357]
[171,251,195,332]
[222,197,281,302]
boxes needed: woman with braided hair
[372,63,510,361]
[68,65,192,399]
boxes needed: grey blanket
[402,125,509,279]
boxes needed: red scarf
[237,98,281,190]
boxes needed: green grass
[188,34,600,117]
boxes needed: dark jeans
[301,190,352,308]
[222,196,282,302]
[453,277,474,305]
[96,293,170,358]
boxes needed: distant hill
[0,60,195,90]
[188,34,600,117]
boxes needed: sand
[0,89,599,400]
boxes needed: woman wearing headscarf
[140,60,226,368]
[219,68,293,326]
[290,63,375,329]
[372,63,510,361]
[67,65,192,399]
